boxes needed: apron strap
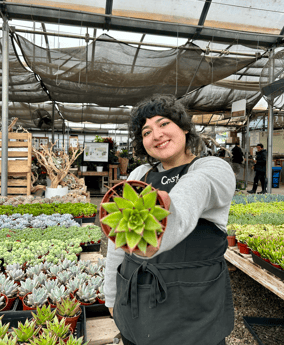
[122,254,225,319]
[122,260,168,319]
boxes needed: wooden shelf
[78,171,109,177]
[225,246,284,300]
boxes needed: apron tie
[122,260,168,319]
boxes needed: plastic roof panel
[206,0,284,35]
[112,0,203,25]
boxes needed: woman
[104,95,235,345]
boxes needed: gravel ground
[93,197,284,345]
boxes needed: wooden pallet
[0,132,32,195]
[225,246,284,300]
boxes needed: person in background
[104,94,235,345]
[247,143,267,194]
[231,143,244,176]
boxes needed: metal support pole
[51,101,55,145]
[245,114,250,189]
[267,48,274,194]
[1,18,9,196]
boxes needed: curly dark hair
[128,94,200,165]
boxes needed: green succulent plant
[101,183,170,253]
[29,332,58,345]
[0,315,9,338]
[56,297,81,317]
[59,334,89,345]
[31,304,57,326]
[44,316,71,339]
[11,319,40,342]
[0,334,18,345]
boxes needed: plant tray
[84,303,110,318]
[243,316,284,345]
[74,216,96,226]
[81,243,101,252]
[251,252,284,281]
[0,297,19,315]
[3,305,87,341]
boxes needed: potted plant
[100,181,170,255]
[227,228,236,247]
[56,297,82,332]
[32,141,84,197]
[43,316,72,342]
[118,149,129,176]
[29,332,58,345]
[0,295,8,312]
[58,334,88,345]
[0,315,9,338]
[31,304,57,328]
[74,283,98,306]
[11,319,40,343]
[23,287,49,310]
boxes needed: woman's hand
[109,307,114,317]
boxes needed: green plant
[31,304,57,326]
[29,332,58,345]
[59,334,88,345]
[0,335,17,345]
[11,319,40,342]
[25,287,49,307]
[0,315,9,338]
[75,283,97,304]
[44,316,71,339]
[49,285,70,304]
[227,228,236,236]
[0,296,7,312]
[56,297,81,317]
[119,149,129,158]
[101,183,170,253]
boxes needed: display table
[225,246,284,300]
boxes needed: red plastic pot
[99,180,169,255]
[238,242,250,254]
[56,309,81,333]
[251,250,261,257]
[2,295,17,311]
[227,236,236,247]
[271,263,282,270]
[23,292,36,310]
[0,294,8,312]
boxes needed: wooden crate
[0,132,32,195]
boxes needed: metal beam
[192,0,212,40]
[3,4,282,48]
[1,18,9,196]
[9,27,259,57]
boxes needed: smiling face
[142,116,192,169]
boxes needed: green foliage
[29,332,58,345]
[119,149,129,158]
[11,319,40,342]
[101,183,170,253]
[0,335,17,345]
[56,297,81,317]
[59,334,89,345]
[0,203,97,217]
[31,304,57,326]
[45,316,71,338]
[0,315,9,338]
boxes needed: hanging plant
[100,181,170,254]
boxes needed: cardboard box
[226,137,239,144]
[229,131,238,138]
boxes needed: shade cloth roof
[0,1,283,129]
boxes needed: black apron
[113,161,234,345]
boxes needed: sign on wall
[84,142,109,162]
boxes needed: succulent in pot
[43,315,72,340]
[0,334,18,345]
[18,277,40,300]
[0,279,18,298]
[11,319,40,343]
[56,297,82,332]
[6,268,25,282]
[75,282,98,305]
[100,181,170,254]
[29,332,58,345]
[49,285,70,305]
[0,295,8,312]
[31,304,57,327]
[24,287,49,309]
[58,334,88,345]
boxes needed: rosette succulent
[100,182,170,254]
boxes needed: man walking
[231,143,244,176]
[247,143,267,194]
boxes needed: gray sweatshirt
[104,156,235,307]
